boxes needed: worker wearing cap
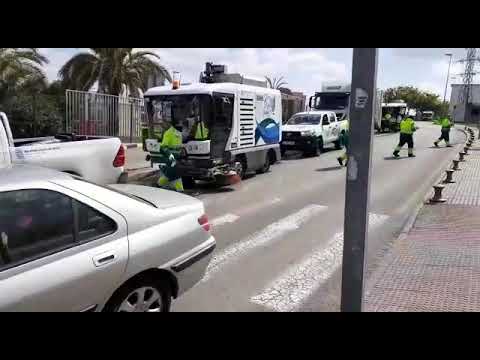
[337,120,349,166]
[434,116,453,148]
[157,121,184,192]
[393,116,417,158]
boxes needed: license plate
[283,141,295,145]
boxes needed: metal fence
[65,90,147,143]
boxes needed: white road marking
[202,204,328,282]
[209,197,283,229]
[210,214,240,227]
[250,213,389,312]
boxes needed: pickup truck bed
[1,112,126,185]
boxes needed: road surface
[170,123,465,311]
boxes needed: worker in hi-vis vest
[337,120,349,166]
[434,116,453,148]
[157,121,184,192]
[192,118,209,140]
[393,116,417,158]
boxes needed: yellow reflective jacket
[194,121,209,140]
[441,118,452,129]
[161,126,182,149]
[400,118,416,134]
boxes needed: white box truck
[143,63,282,185]
[308,82,383,131]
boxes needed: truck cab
[281,111,345,157]
[421,111,434,121]
[309,82,351,121]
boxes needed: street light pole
[340,48,378,312]
[443,53,453,104]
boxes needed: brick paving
[365,128,480,312]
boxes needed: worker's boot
[393,151,400,158]
[434,141,439,147]
[337,157,343,166]
[408,154,416,158]
[446,142,452,147]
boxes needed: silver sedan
[0,165,215,312]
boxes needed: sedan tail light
[198,214,210,232]
[113,145,126,168]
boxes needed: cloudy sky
[40,48,474,100]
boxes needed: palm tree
[265,76,287,90]
[59,48,172,96]
[0,48,48,102]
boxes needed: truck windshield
[315,93,349,110]
[146,94,213,141]
[287,115,321,125]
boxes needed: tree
[383,86,448,117]
[58,48,172,96]
[0,48,48,102]
[265,76,287,89]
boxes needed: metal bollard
[443,169,455,183]
[459,152,466,162]
[464,146,470,154]
[430,184,447,203]
[452,159,460,170]
[467,141,472,147]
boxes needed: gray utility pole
[341,48,378,312]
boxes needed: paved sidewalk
[364,128,480,311]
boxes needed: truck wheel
[236,155,248,179]
[310,137,324,156]
[257,153,271,174]
[182,176,195,189]
[318,137,324,153]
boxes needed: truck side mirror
[309,96,313,109]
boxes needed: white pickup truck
[280,110,347,157]
[0,112,127,184]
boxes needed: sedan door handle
[92,252,116,267]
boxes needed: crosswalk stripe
[250,213,389,312]
[210,214,240,227]
[201,204,328,282]
[209,197,282,229]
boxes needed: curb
[125,168,157,183]
[400,126,468,234]
[123,143,142,149]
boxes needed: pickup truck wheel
[312,137,323,156]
